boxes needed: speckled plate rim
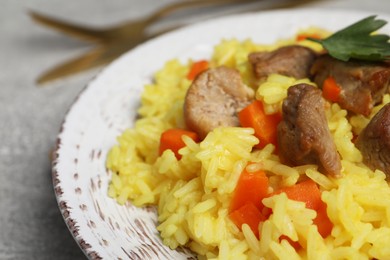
[52,8,390,259]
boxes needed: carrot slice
[322,76,341,102]
[229,164,269,213]
[313,201,333,238]
[269,179,333,238]
[239,100,282,150]
[187,60,209,80]
[159,128,199,160]
[229,202,266,238]
[270,180,321,210]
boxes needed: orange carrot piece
[238,100,282,149]
[187,60,209,80]
[322,76,341,102]
[229,202,266,238]
[296,33,322,41]
[280,235,301,250]
[229,164,269,213]
[313,201,333,238]
[270,179,333,238]
[159,128,199,160]
[270,179,321,210]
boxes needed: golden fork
[30,0,259,85]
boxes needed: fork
[30,0,259,85]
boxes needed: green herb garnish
[308,15,390,62]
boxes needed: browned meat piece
[356,103,390,178]
[184,66,254,139]
[248,45,317,80]
[311,54,390,116]
[277,84,341,177]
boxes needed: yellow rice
[106,28,390,259]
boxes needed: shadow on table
[0,158,86,260]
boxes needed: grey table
[1,0,389,259]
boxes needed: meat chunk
[311,54,390,116]
[277,84,341,177]
[356,103,390,178]
[184,66,254,139]
[248,45,317,80]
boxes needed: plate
[52,8,390,259]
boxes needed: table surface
[1,0,389,259]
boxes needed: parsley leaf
[308,15,390,62]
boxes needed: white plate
[53,8,390,259]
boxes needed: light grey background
[1,0,389,259]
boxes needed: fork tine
[37,47,111,85]
[36,40,145,85]
[36,22,182,85]
[29,10,107,42]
